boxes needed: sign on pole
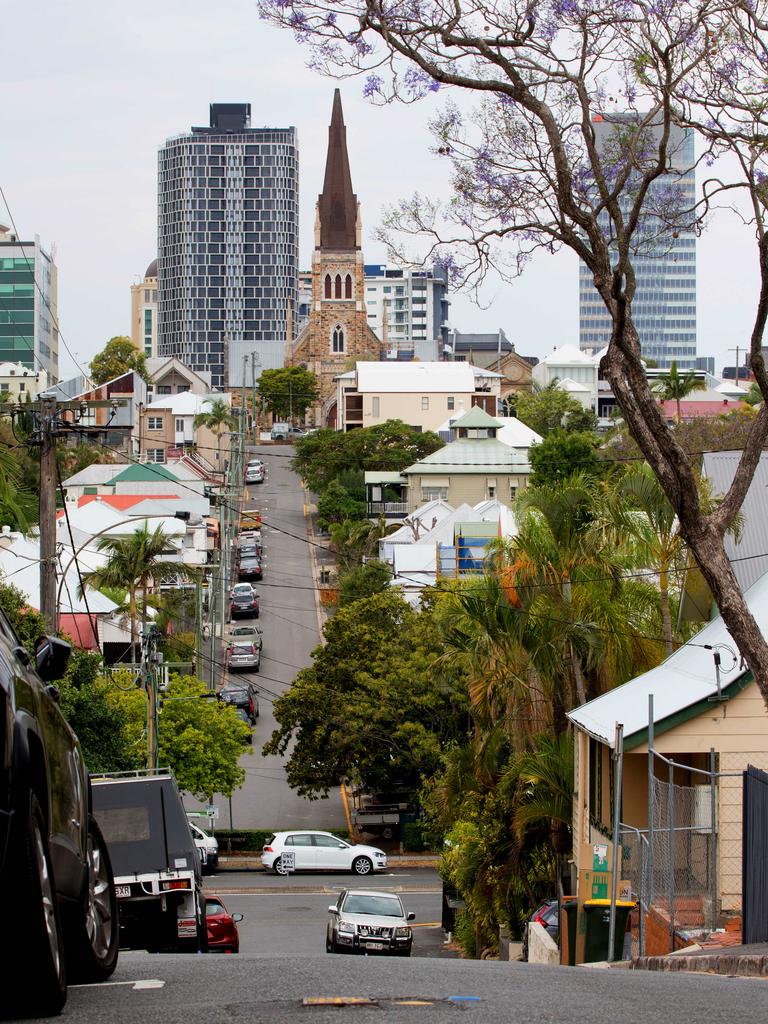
[281,850,296,875]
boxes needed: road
[63,951,767,1024]
[204,869,448,959]
[187,444,346,831]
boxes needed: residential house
[0,362,48,400]
[41,370,148,455]
[446,329,537,402]
[145,356,213,399]
[336,361,501,433]
[137,392,232,470]
[568,573,768,953]
[533,344,600,411]
[61,460,211,502]
[400,406,531,512]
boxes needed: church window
[334,274,342,298]
[332,325,345,353]
[344,274,352,298]
[324,274,332,298]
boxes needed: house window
[422,486,448,500]
[147,449,165,463]
[18,382,25,392]
[147,417,163,431]
[175,418,185,433]
[421,397,429,411]
[177,385,190,393]
[510,483,518,502]
[487,479,497,499]
[344,274,352,299]
[157,385,172,395]
[332,325,345,353]
[324,274,332,299]
[371,397,380,417]
[447,396,454,411]
[334,274,342,299]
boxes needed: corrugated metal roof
[702,450,768,592]
[402,439,530,475]
[567,570,768,746]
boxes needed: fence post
[639,835,646,957]
[710,746,718,931]
[647,695,655,911]
[608,723,624,962]
[668,760,675,949]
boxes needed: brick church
[288,90,381,426]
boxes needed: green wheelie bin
[583,899,635,962]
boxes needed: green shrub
[452,910,478,958]
[213,828,350,852]
[402,821,429,852]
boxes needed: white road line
[70,980,166,990]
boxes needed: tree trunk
[129,588,138,666]
[658,568,674,657]
[570,641,588,706]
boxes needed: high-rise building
[579,115,696,369]
[289,90,381,426]
[130,259,158,359]
[157,104,299,389]
[0,225,58,381]
[362,264,451,360]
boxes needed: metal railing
[367,501,409,515]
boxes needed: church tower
[289,90,380,426]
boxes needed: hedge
[213,828,351,853]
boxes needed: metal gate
[742,765,768,944]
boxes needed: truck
[91,769,207,953]
[349,787,412,841]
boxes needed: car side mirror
[407,912,415,921]
[328,906,339,914]
[338,843,346,849]
[232,913,244,923]
[35,636,71,682]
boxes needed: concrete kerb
[630,954,768,978]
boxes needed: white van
[271,423,306,441]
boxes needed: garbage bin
[560,897,579,966]
[583,899,635,962]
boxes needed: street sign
[204,806,219,819]
[280,850,295,874]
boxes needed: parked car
[238,543,261,560]
[230,583,259,619]
[327,889,414,956]
[233,708,254,743]
[0,630,119,1016]
[238,555,263,581]
[271,423,306,441]
[261,831,388,876]
[229,623,263,647]
[188,820,219,873]
[522,899,559,961]
[219,681,260,722]
[245,463,265,484]
[205,895,243,953]
[227,639,261,672]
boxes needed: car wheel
[380,826,395,841]
[3,793,67,1017]
[255,611,260,619]
[352,856,373,876]
[66,815,119,983]
[273,856,288,876]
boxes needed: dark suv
[0,626,119,1016]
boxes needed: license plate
[365,942,384,950]
[115,885,131,898]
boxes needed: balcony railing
[367,501,409,516]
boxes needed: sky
[1,0,761,380]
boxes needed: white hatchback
[261,831,388,877]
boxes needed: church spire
[317,89,358,251]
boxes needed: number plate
[365,942,384,951]
[114,885,131,898]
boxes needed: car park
[0,629,120,1016]
[261,831,388,876]
[205,895,243,953]
[188,820,219,873]
[219,681,260,723]
[227,638,261,672]
[327,889,414,956]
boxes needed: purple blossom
[403,66,440,98]
[363,74,384,99]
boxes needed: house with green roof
[400,406,532,512]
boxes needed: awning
[58,613,100,651]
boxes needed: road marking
[395,1001,434,1006]
[411,922,441,928]
[70,980,166,991]
[304,997,378,1007]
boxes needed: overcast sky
[1,0,760,380]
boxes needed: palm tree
[79,524,199,663]
[653,361,706,422]
[193,399,237,471]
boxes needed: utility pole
[39,395,58,634]
[251,353,258,442]
[143,625,161,770]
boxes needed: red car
[206,895,242,953]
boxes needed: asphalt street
[187,444,346,831]
[62,952,768,1024]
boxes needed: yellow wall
[406,472,528,511]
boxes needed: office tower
[130,259,158,359]
[0,225,59,380]
[579,115,696,369]
[157,104,299,389]
[363,264,451,360]
[290,90,380,426]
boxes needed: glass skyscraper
[0,226,58,380]
[579,116,696,369]
[157,104,298,389]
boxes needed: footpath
[630,943,768,978]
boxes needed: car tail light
[162,879,191,891]
[533,907,550,925]
[263,845,273,852]
[250,645,257,655]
